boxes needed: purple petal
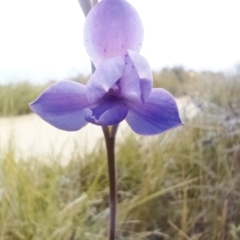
[86,56,125,103]
[120,50,153,103]
[84,0,144,67]
[84,99,128,126]
[30,81,90,131]
[125,88,183,135]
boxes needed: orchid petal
[84,0,144,67]
[30,81,90,131]
[120,50,153,103]
[84,100,128,126]
[125,88,182,135]
[86,56,125,103]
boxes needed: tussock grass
[0,82,46,116]
[0,69,240,239]
[0,74,91,117]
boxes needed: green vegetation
[0,82,46,116]
[0,68,240,239]
[0,74,89,116]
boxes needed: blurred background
[0,0,240,83]
[0,0,240,239]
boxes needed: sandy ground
[0,96,198,163]
[0,114,131,163]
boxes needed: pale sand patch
[0,114,131,163]
[0,96,198,163]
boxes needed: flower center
[105,81,121,99]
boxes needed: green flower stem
[102,125,118,240]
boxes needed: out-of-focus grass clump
[0,68,240,239]
[0,82,47,116]
[154,67,240,108]
[0,74,89,117]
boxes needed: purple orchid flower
[30,0,182,135]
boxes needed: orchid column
[30,0,182,239]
